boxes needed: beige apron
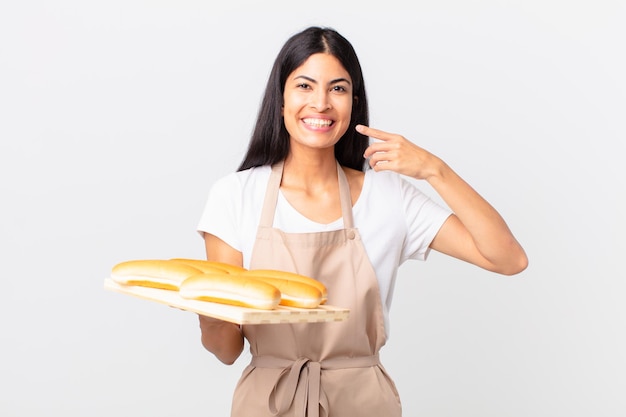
[231,161,402,417]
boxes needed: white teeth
[303,118,333,127]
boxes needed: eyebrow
[294,75,352,85]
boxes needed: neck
[282,148,338,189]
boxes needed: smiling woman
[195,26,527,417]
[281,53,354,154]
[237,27,369,172]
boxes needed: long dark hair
[237,26,369,172]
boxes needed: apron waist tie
[251,354,380,417]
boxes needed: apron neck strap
[259,160,355,229]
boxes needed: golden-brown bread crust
[242,269,328,304]
[111,259,202,290]
[169,258,229,274]
[170,258,247,274]
[242,276,322,308]
[179,272,281,310]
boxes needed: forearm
[198,233,246,364]
[198,315,244,365]
[427,160,528,275]
[358,123,527,274]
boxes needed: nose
[310,89,331,111]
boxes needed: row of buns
[110,258,327,310]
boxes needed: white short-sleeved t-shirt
[197,165,452,337]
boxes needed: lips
[302,118,334,128]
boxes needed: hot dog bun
[244,275,322,308]
[170,258,247,274]
[111,260,202,290]
[179,272,281,310]
[242,269,328,304]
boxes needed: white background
[1,1,625,416]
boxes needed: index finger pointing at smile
[355,124,393,141]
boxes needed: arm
[358,124,528,275]
[197,233,245,364]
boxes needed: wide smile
[302,118,335,128]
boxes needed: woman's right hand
[198,314,244,365]
[198,232,246,364]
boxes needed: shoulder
[358,169,447,218]
[199,166,272,243]
[363,168,404,195]
[364,169,433,200]
[353,169,406,221]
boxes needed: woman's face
[282,53,353,153]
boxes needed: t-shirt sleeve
[400,178,452,262]
[196,173,243,252]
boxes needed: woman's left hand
[356,124,528,276]
[357,124,443,181]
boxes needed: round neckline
[275,169,371,228]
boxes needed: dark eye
[332,85,347,92]
[296,83,311,90]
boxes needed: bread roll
[242,269,328,304]
[179,272,281,310]
[244,275,322,308]
[170,258,247,274]
[111,259,202,290]
[169,258,229,274]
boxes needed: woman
[197,26,527,417]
